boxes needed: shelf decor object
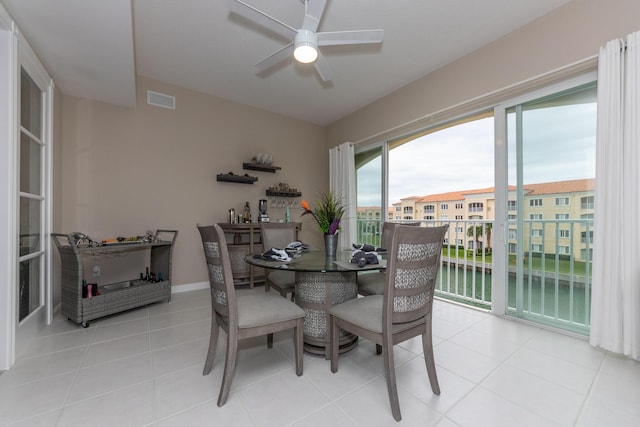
[216,173,258,184]
[267,182,301,198]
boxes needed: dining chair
[197,224,304,407]
[260,222,298,301]
[357,221,421,296]
[329,224,448,422]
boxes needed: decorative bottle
[242,201,251,223]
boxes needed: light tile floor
[1,288,639,426]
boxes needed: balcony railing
[356,217,593,334]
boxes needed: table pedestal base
[295,271,358,358]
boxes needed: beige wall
[327,0,640,147]
[57,76,327,288]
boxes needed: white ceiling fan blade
[301,0,326,32]
[314,53,334,82]
[255,43,294,72]
[228,0,297,40]
[317,29,384,46]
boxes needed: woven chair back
[384,224,448,325]
[197,224,237,323]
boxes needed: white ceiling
[2,0,573,126]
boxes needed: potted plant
[301,192,345,256]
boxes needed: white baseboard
[171,282,209,293]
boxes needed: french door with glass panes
[16,48,53,340]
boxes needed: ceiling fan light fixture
[293,29,318,63]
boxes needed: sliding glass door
[499,77,597,334]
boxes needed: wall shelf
[217,173,258,184]
[243,163,281,173]
[266,189,301,197]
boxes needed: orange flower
[301,200,310,211]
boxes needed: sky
[357,99,597,208]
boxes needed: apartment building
[511,178,595,262]
[368,178,594,260]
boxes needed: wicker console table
[52,230,177,327]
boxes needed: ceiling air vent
[147,90,175,110]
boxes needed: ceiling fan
[228,0,384,82]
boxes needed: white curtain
[590,31,640,361]
[329,142,356,250]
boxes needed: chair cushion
[237,292,304,328]
[268,270,296,289]
[357,271,385,295]
[331,295,384,332]
[330,295,425,334]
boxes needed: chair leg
[330,315,339,373]
[289,290,295,302]
[267,333,274,348]
[217,333,238,407]
[422,316,440,395]
[295,318,303,376]
[203,316,220,375]
[382,334,402,421]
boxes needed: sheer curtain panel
[329,142,356,250]
[591,31,640,361]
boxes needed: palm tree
[467,223,493,254]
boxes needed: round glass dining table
[245,249,386,357]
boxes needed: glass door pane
[356,146,383,246]
[506,82,596,334]
[18,66,44,322]
[20,133,41,194]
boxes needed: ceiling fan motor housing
[294,29,319,63]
